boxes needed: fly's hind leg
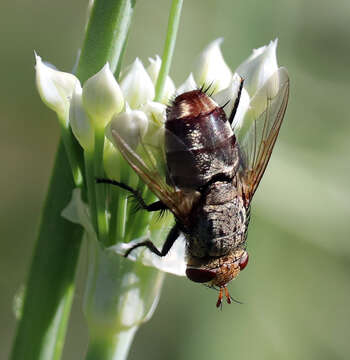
[96,178,167,212]
[124,224,180,258]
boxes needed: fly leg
[124,224,180,258]
[224,287,231,304]
[216,287,223,309]
[96,178,167,212]
[96,178,180,258]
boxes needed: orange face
[186,249,249,307]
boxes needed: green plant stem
[154,0,183,101]
[10,141,83,360]
[77,0,136,82]
[94,129,109,245]
[85,151,98,232]
[109,188,127,244]
[86,329,137,360]
[60,123,83,186]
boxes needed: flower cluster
[35,38,281,274]
[35,37,283,343]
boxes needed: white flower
[139,101,166,126]
[35,52,80,124]
[82,63,124,129]
[147,55,175,103]
[193,38,232,94]
[236,39,279,98]
[176,73,197,95]
[120,58,155,109]
[69,84,95,152]
[107,104,149,150]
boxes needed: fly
[98,68,289,307]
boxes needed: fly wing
[111,127,198,222]
[236,67,290,202]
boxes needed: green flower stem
[60,124,83,186]
[125,188,155,242]
[86,328,137,360]
[77,0,136,82]
[84,150,98,232]
[154,0,183,101]
[10,141,83,360]
[114,190,127,243]
[94,128,109,245]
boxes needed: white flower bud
[139,101,166,126]
[147,55,176,103]
[69,84,94,151]
[35,53,80,123]
[193,38,232,94]
[212,73,250,130]
[139,102,166,160]
[82,63,124,129]
[107,105,148,150]
[120,58,155,109]
[236,39,279,97]
[176,73,197,95]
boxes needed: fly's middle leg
[96,178,167,212]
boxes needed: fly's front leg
[124,224,180,258]
[96,178,180,258]
[96,178,167,212]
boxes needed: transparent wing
[111,126,198,222]
[236,67,290,202]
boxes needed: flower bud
[176,73,197,95]
[139,101,166,126]
[147,55,175,103]
[107,105,149,150]
[69,84,94,152]
[193,38,232,94]
[82,63,124,129]
[120,58,155,109]
[35,53,79,123]
[236,39,279,97]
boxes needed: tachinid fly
[100,67,289,307]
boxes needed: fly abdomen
[165,90,239,189]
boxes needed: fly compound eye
[186,268,216,283]
[239,251,249,271]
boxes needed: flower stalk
[154,0,183,101]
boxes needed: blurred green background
[1,0,350,359]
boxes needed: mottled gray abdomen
[186,182,248,258]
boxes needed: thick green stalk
[10,141,83,360]
[154,0,183,101]
[77,0,136,82]
[11,0,136,358]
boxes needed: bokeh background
[1,0,350,359]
